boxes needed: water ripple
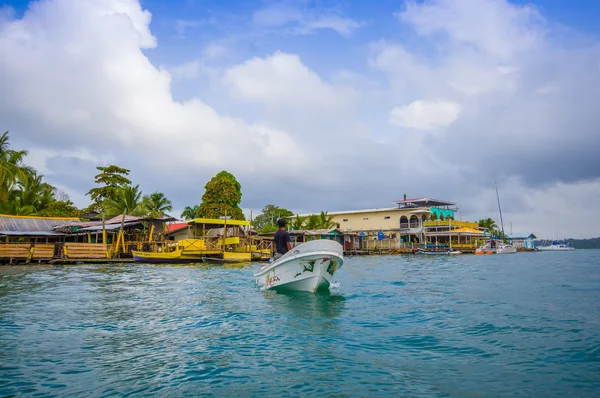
[1,251,600,396]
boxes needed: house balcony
[399,223,423,234]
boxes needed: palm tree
[318,211,336,230]
[478,218,499,235]
[0,131,34,202]
[291,215,305,230]
[105,185,147,217]
[305,214,320,230]
[0,170,55,215]
[142,192,173,218]
[180,205,199,220]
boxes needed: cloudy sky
[1,0,599,239]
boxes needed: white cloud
[252,3,364,36]
[223,51,355,110]
[398,0,545,60]
[0,0,313,205]
[1,0,599,239]
[253,4,302,27]
[389,100,462,130]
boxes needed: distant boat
[416,244,461,255]
[538,221,575,251]
[538,241,575,251]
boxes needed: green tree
[291,215,306,230]
[142,192,173,218]
[197,170,244,220]
[35,200,82,218]
[1,171,55,215]
[252,204,293,231]
[478,218,499,236]
[180,205,199,220]
[87,165,132,209]
[305,214,320,230]
[104,185,147,217]
[0,131,34,202]
[318,211,335,229]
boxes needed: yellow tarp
[453,227,484,234]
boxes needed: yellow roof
[453,227,483,234]
[187,218,250,227]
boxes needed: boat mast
[495,182,505,238]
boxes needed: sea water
[1,251,599,397]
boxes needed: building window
[363,217,368,220]
[384,216,391,219]
[343,219,348,222]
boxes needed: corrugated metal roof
[78,222,141,231]
[0,214,75,233]
[0,230,65,236]
[508,233,537,239]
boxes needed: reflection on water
[265,289,346,320]
[2,251,600,397]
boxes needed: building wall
[168,229,190,242]
[328,209,416,234]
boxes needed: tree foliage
[142,192,172,218]
[197,171,245,220]
[87,165,132,208]
[180,205,199,220]
[291,215,306,230]
[318,211,336,230]
[252,204,293,232]
[305,214,320,230]
[478,218,500,236]
[35,200,82,218]
[104,184,146,217]
[0,131,34,202]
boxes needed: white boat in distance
[254,240,344,293]
[538,241,575,251]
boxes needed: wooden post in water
[102,211,107,245]
[224,211,228,253]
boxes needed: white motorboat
[254,240,344,292]
[538,241,575,251]
[496,242,517,254]
[475,239,517,254]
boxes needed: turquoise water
[1,251,599,397]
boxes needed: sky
[1,0,599,239]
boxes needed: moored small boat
[254,240,344,293]
[475,239,517,254]
[416,244,461,255]
[132,248,202,264]
[538,241,575,251]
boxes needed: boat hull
[538,246,575,251]
[131,250,203,264]
[254,240,344,293]
[496,247,517,254]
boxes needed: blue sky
[1,0,600,238]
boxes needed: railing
[423,220,479,228]
[362,239,398,250]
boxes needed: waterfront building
[166,222,190,241]
[291,197,479,247]
[508,233,537,250]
